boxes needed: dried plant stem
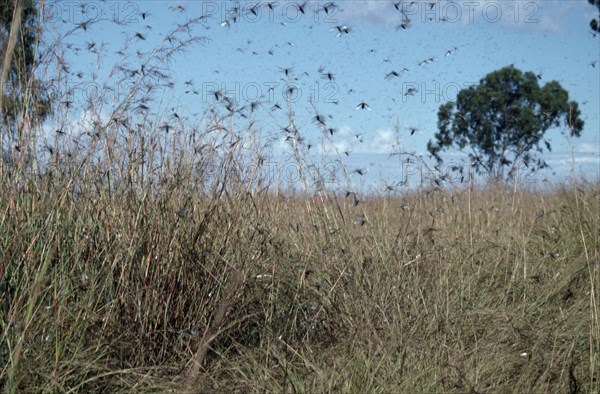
[186,268,242,388]
[0,0,23,180]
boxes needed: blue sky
[44,0,599,191]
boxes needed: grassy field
[0,156,598,392]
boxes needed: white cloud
[338,1,402,28]
[370,127,395,153]
[547,154,600,166]
[578,142,600,154]
[317,125,397,155]
[337,0,582,33]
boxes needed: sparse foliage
[427,65,584,181]
[590,0,600,34]
[0,0,51,153]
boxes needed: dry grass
[0,164,598,392]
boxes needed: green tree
[590,0,599,35]
[427,65,584,181]
[1,0,50,164]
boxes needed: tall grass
[0,4,598,393]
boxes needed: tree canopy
[427,65,584,181]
